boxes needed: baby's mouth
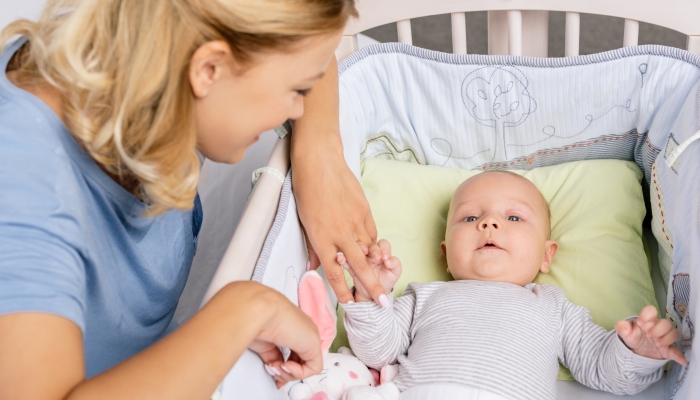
[477,239,502,250]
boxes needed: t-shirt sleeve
[0,124,87,331]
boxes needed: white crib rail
[200,135,290,306]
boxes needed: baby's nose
[481,221,500,229]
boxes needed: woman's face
[190,31,343,163]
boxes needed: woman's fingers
[320,247,353,304]
[251,290,323,382]
[304,234,322,271]
[365,211,378,244]
[339,239,387,307]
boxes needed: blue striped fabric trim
[338,43,700,75]
[251,170,293,283]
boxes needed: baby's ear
[540,240,558,274]
[440,241,447,257]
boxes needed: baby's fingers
[368,243,382,264]
[384,256,402,273]
[337,252,347,266]
[665,346,688,366]
[654,327,680,348]
[648,318,675,339]
[377,239,393,260]
[616,319,645,348]
[636,305,659,330]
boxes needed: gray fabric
[251,171,294,282]
[343,280,667,400]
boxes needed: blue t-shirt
[0,39,203,377]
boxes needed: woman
[0,0,381,398]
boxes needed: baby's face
[442,172,557,286]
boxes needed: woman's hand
[246,284,323,388]
[337,239,402,304]
[615,305,687,365]
[0,280,322,399]
[291,56,387,307]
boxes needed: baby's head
[441,171,558,286]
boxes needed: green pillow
[332,158,657,381]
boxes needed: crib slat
[522,11,548,57]
[487,11,508,55]
[507,10,523,56]
[565,12,580,57]
[451,12,467,54]
[687,36,700,56]
[397,19,413,45]
[335,34,359,61]
[623,19,640,47]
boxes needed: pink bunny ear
[298,270,336,353]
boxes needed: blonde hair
[1,0,356,215]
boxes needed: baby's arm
[341,287,416,369]
[557,296,671,395]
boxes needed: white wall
[0,0,45,33]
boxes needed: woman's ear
[540,240,558,274]
[189,40,235,98]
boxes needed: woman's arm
[291,56,386,306]
[0,281,321,400]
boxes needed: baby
[338,171,687,400]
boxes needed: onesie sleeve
[0,124,87,331]
[554,287,667,395]
[341,285,417,369]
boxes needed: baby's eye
[507,216,520,221]
[464,216,477,222]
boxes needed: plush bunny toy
[288,270,399,400]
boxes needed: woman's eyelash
[296,88,311,97]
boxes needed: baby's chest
[410,289,561,361]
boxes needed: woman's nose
[289,97,305,120]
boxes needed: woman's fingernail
[264,365,276,376]
[281,365,291,374]
[306,261,311,271]
[346,300,355,304]
[379,294,390,308]
[270,366,281,376]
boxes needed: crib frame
[202,2,699,398]
[202,0,700,306]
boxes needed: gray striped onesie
[341,280,666,400]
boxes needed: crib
[202,1,700,399]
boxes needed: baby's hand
[337,239,402,305]
[615,305,687,366]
